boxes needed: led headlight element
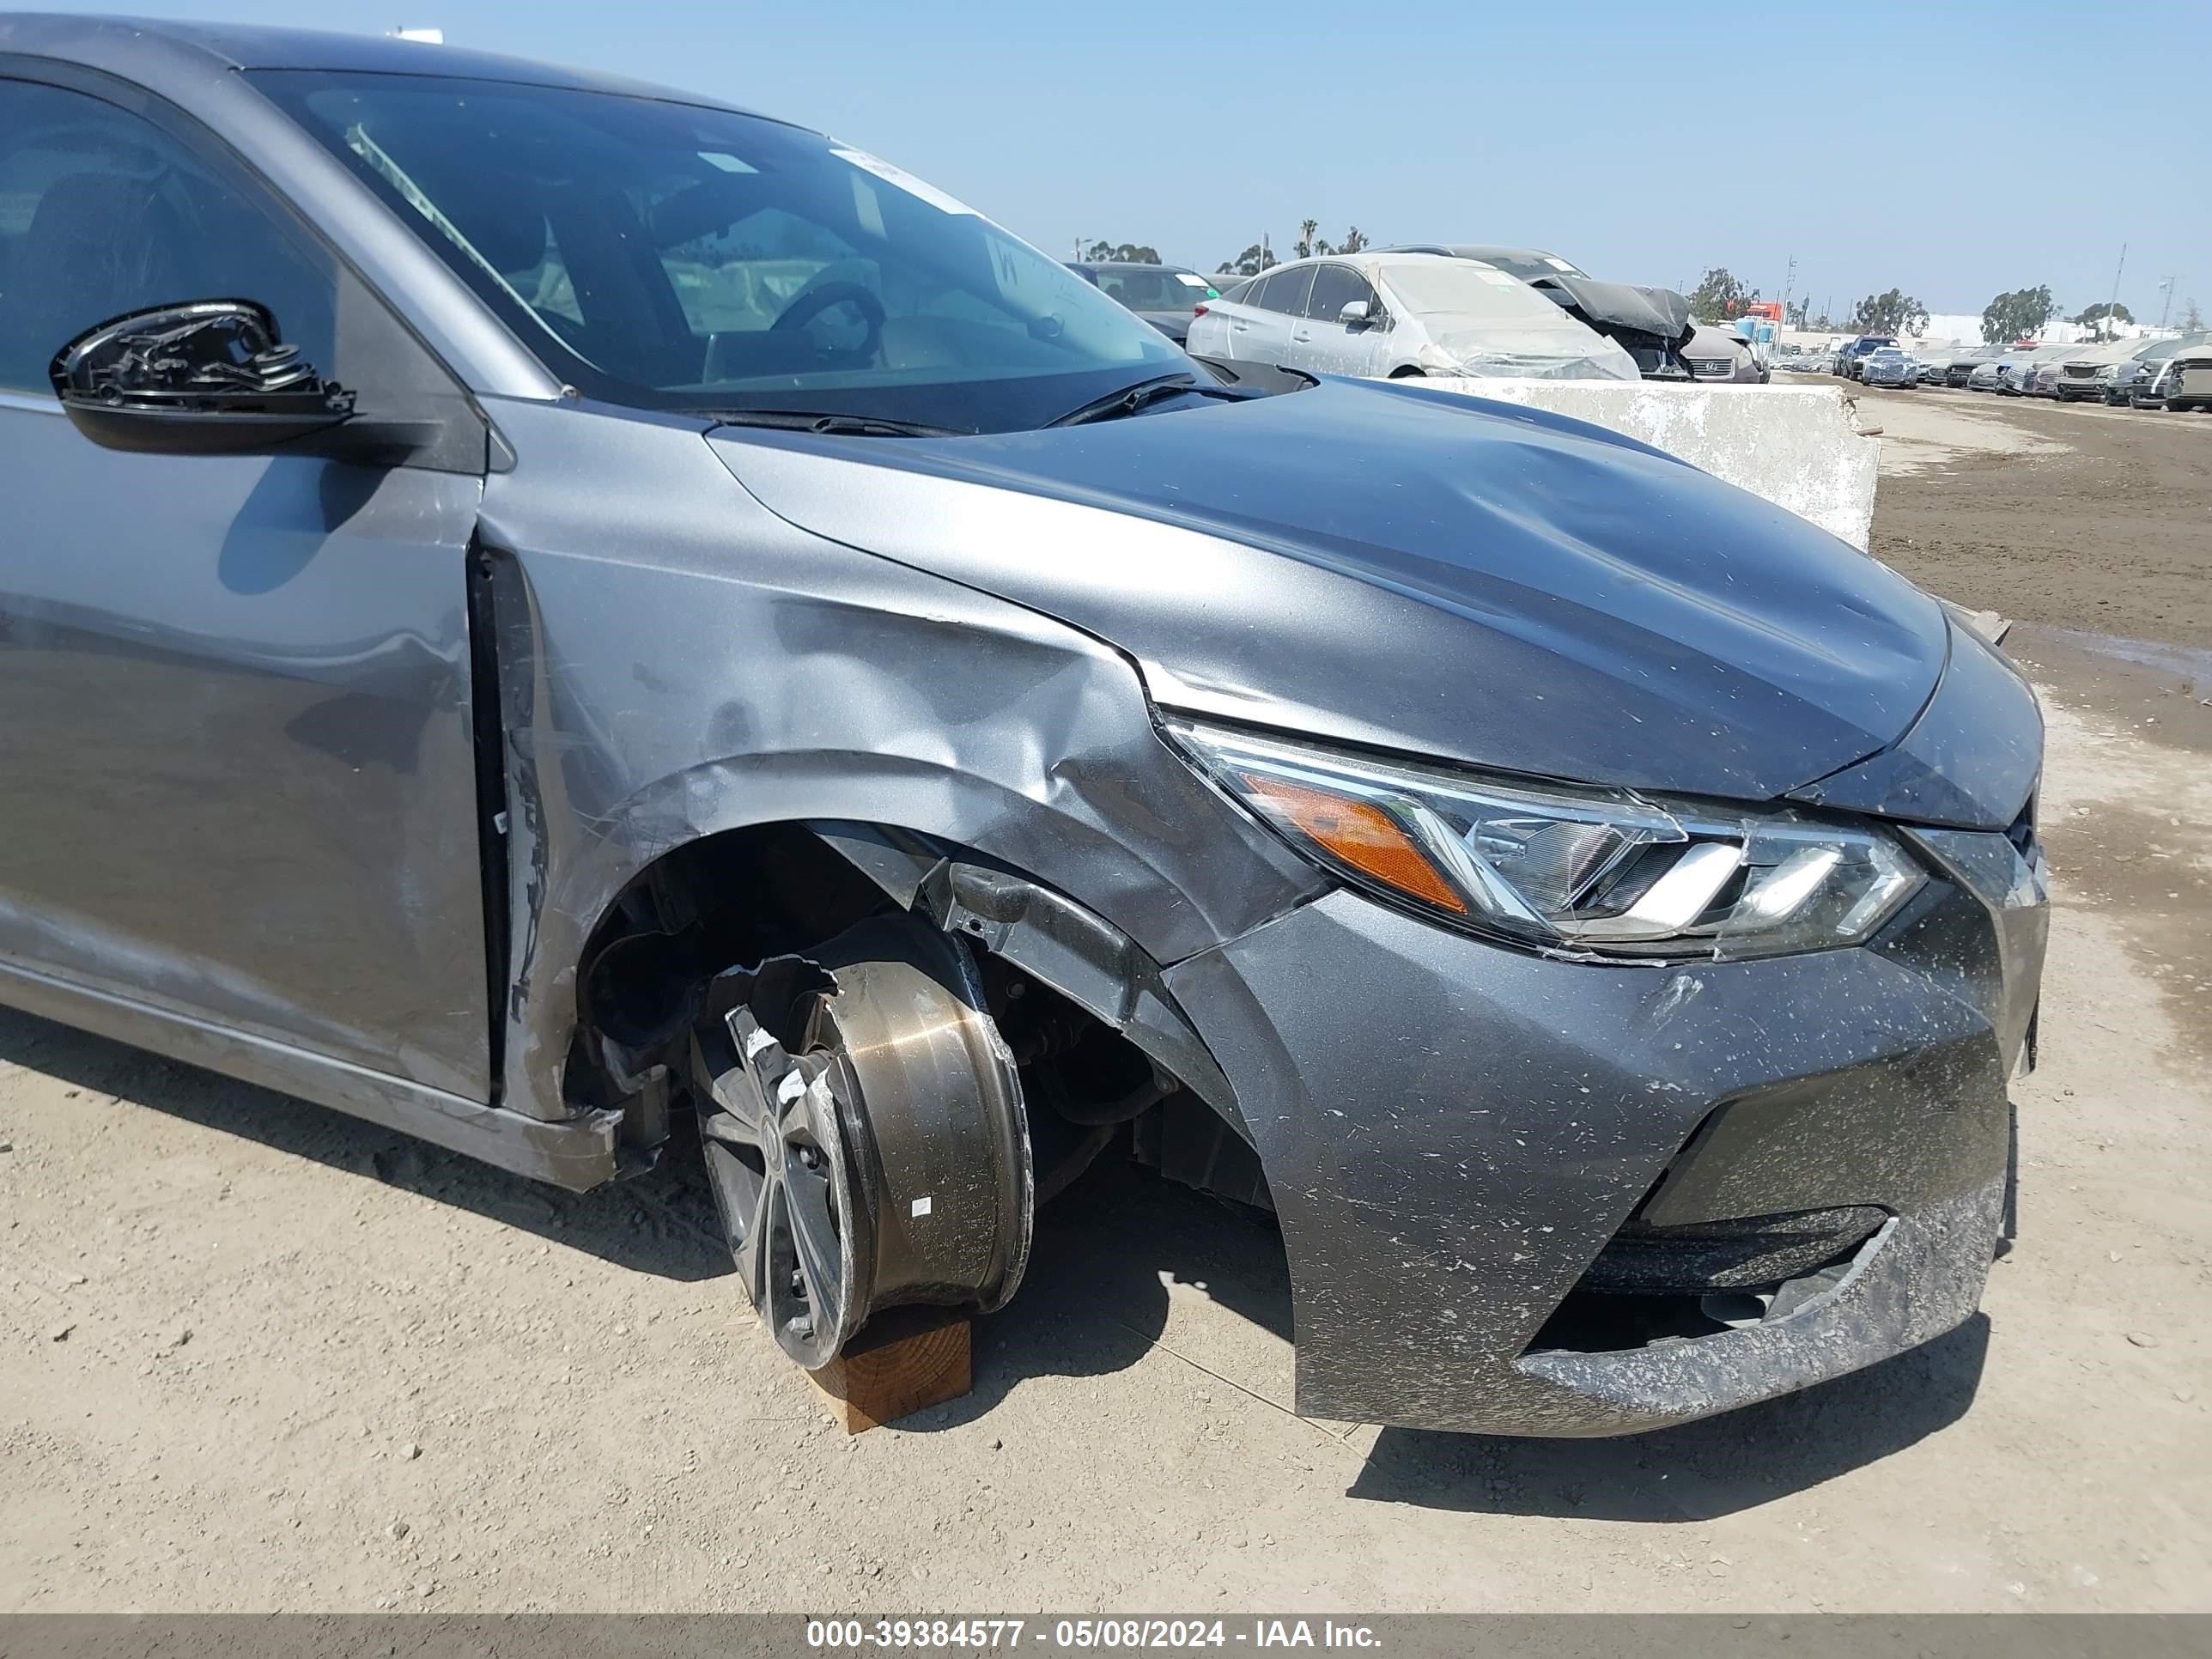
[1170,720,1924,960]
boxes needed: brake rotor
[690,917,1031,1370]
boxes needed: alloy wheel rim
[699,997,865,1370]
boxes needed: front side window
[1304,264,1373,321]
[0,77,335,393]
[251,72,1183,433]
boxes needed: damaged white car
[1188,252,1640,381]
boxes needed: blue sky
[28,0,2212,321]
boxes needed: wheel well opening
[567,823,890,1131]
[568,823,1273,1214]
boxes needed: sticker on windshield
[1474,269,1518,286]
[1175,272,1210,288]
[1544,256,1578,271]
[830,146,979,217]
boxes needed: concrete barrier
[1413,378,1881,550]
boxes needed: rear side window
[1304,264,1374,320]
[1263,264,1316,316]
[0,77,336,393]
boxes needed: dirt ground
[3,390,2209,1615]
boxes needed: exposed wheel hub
[690,918,1031,1370]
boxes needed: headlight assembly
[1170,719,1924,961]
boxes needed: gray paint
[0,15,2053,1434]
[0,390,492,1097]
[709,379,1961,805]
[1164,883,2028,1433]
[472,398,1323,1126]
[1510,1178,2005,1437]
[1792,623,2045,830]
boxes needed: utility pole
[1780,254,1796,324]
[2157,278,2174,329]
[2105,242,2126,338]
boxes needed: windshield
[1379,261,1563,322]
[252,72,1185,431]
[1090,266,1218,310]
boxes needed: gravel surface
[1862,381,2212,647]
[2,392,2207,1613]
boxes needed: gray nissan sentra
[0,16,2048,1436]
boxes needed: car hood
[1687,325,1752,360]
[1419,320,1642,380]
[706,376,1958,808]
[1539,276,1697,347]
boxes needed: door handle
[1291,328,1311,342]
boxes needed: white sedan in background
[1190,252,1639,381]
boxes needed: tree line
[1688,267,1929,337]
[1079,223,1368,276]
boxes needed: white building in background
[1863,312,2159,347]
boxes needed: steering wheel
[769,282,885,367]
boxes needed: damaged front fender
[472,398,1321,1131]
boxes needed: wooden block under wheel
[807,1312,971,1433]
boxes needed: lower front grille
[1579,1206,1887,1293]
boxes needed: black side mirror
[49,301,431,464]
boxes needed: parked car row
[1074,245,1712,384]
[1813,331,2212,410]
[2101,333,2212,409]
[1826,335,1899,380]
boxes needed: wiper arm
[708,409,969,438]
[1046,373,1242,428]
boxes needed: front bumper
[1162,817,2045,1437]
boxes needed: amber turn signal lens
[1237,772,1468,914]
